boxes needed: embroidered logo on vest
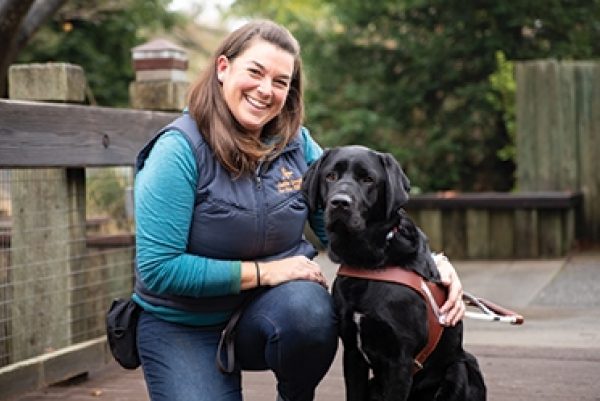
[277,166,302,193]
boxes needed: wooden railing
[406,191,582,259]
[0,98,178,399]
[0,99,176,167]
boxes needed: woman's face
[217,39,295,137]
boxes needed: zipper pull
[255,162,263,189]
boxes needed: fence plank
[557,63,578,190]
[442,210,466,259]
[0,99,178,167]
[576,64,600,240]
[516,61,539,190]
[488,211,514,259]
[466,209,489,259]
[536,61,558,190]
[418,210,443,252]
[538,210,564,257]
[514,209,539,258]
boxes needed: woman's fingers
[263,256,328,288]
[435,254,465,326]
[303,257,328,288]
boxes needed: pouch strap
[216,289,265,373]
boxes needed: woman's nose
[257,78,272,96]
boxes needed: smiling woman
[132,19,337,401]
[187,20,305,176]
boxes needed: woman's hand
[241,256,328,290]
[434,253,465,326]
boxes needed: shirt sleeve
[134,130,242,297]
[300,127,329,246]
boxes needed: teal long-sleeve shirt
[132,127,326,325]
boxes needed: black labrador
[302,145,486,401]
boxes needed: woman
[133,19,464,401]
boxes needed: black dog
[302,145,486,401]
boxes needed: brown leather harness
[337,265,447,374]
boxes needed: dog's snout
[329,193,352,209]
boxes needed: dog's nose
[329,193,352,209]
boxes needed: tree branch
[16,0,69,50]
[0,0,36,97]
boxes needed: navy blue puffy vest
[134,114,317,313]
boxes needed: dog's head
[302,145,411,233]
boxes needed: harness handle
[463,292,524,325]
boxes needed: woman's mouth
[245,95,269,110]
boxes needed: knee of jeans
[279,281,337,340]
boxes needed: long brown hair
[187,20,304,176]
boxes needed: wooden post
[129,38,189,111]
[7,63,87,363]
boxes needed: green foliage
[87,168,133,231]
[17,0,181,107]
[231,0,600,191]
[489,51,516,163]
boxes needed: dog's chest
[352,311,372,365]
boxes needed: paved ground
[7,250,600,401]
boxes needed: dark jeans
[137,280,338,401]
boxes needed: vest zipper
[255,161,264,189]
[255,162,266,254]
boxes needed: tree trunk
[0,0,67,97]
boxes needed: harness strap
[337,265,446,374]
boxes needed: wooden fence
[405,191,581,259]
[0,98,177,398]
[516,60,600,241]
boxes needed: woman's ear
[216,55,229,83]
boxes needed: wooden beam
[405,191,582,210]
[0,99,179,167]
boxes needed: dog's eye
[361,176,374,184]
[325,172,338,182]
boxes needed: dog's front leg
[373,359,414,401]
[343,347,370,401]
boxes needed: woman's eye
[274,79,289,89]
[248,68,261,76]
[325,172,338,182]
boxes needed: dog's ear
[379,152,411,219]
[302,148,331,211]
[391,210,441,281]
